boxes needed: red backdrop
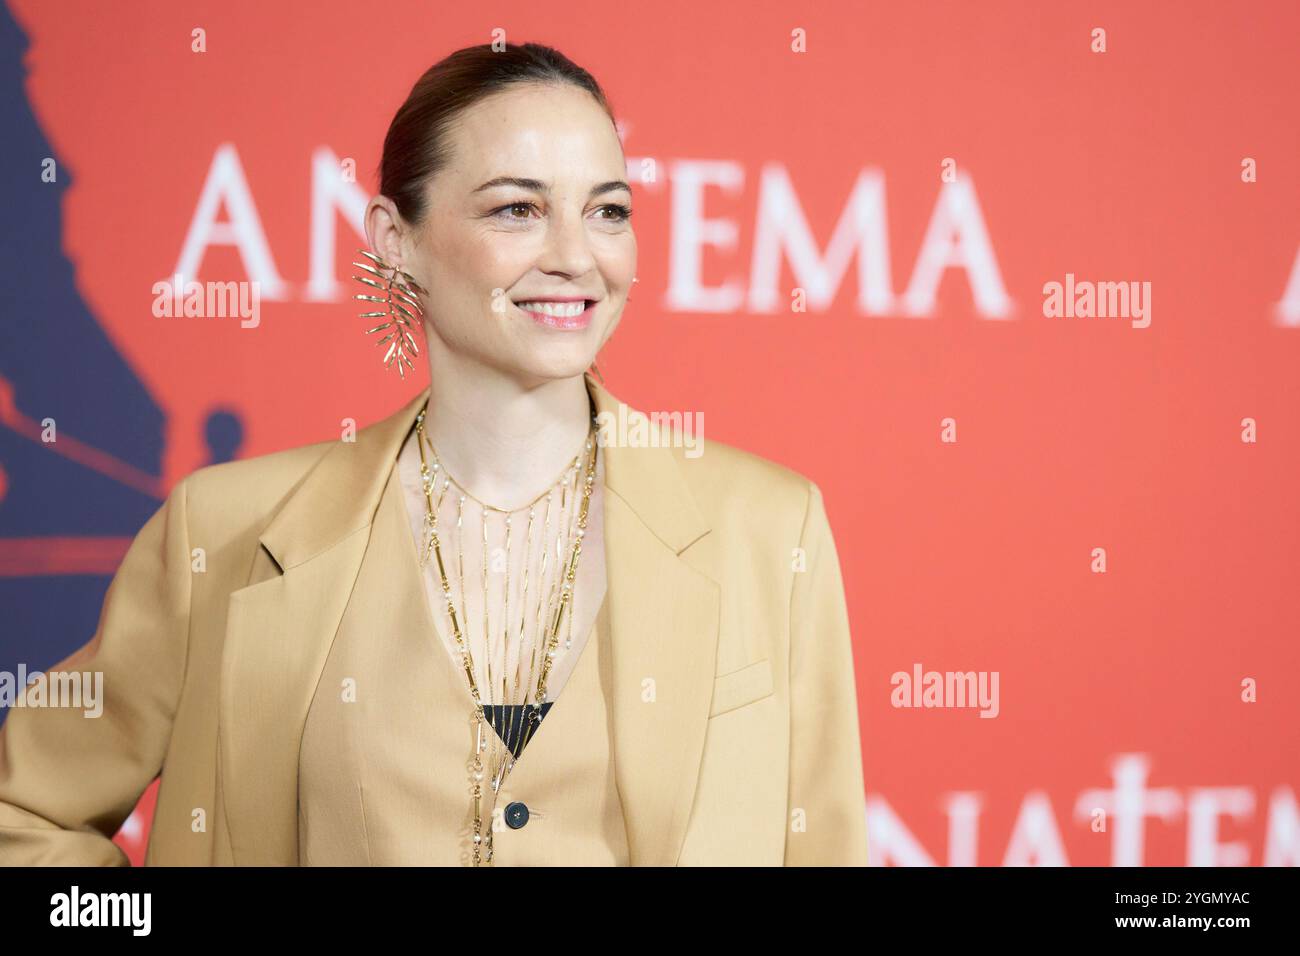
[7,0,1299,865]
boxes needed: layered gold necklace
[412,400,599,866]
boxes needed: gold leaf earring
[353,249,428,378]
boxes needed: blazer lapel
[219,387,428,865]
[592,381,718,866]
[217,372,718,867]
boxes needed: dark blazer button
[505,801,530,829]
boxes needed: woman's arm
[0,479,193,865]
[784,481,869,865]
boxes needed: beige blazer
[0,372,867,866]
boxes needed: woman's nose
[537,209,597,276]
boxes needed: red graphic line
[0,537,132,576]
[0,375,165,500]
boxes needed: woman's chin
[500,352,598,387]
[506,337,600,381]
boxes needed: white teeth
[515,300,587,317]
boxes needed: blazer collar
[258,370,709,572]
[220,371,720,866]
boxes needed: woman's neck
[419,349,593,511]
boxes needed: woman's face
[378,82,635,386]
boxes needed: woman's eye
[595,204,632,222]
[493,202,631,222]
[495,202,538,220]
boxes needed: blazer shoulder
[674,434,818,522]
[184,436,335,500]
[171,385,422,546]
[180,389,423,503]
[176,435,337,541]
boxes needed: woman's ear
[363,194,408,266]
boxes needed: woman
[0,42,866,866]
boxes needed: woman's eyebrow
[472,176,632,199]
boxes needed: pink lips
[515,299,595,330]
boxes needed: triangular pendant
[483,701,554,759]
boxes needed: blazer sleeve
[784,480,868,865]
[0,478,193,866]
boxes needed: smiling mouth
[513,299,597,330]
